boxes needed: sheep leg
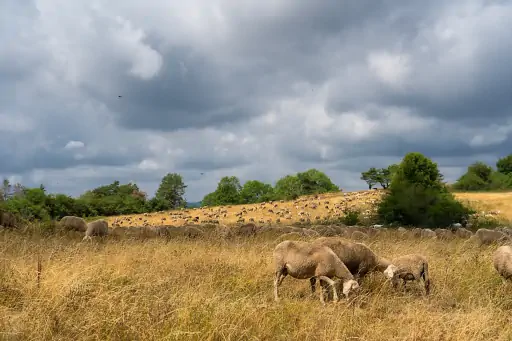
[319,282,326,305]
[319,279,332,302]
[277,272,287,286]
[274,271,284,302]
[318,276,339,301]
[310,277,317,294]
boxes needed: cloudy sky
[2,0,512,201]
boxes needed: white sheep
[60,216,88,232]
[311,237,391,286]
[466,228,510,247]
[83,219,109,241]
[421,229,437,239]
[273,240,359,305]
[384,254,430,295]
[351,230,369,241]
[493,245,512,284]
[435,228,455,241]
[455,227,473,239]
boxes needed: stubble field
[105,190,512,228]
[2,190,512,340]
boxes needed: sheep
[411,228,422,238]
[168,226,204,238]
[60,216,88,232]
[0,211,17,228]
[455,227,473,239]
[273,240,359,305]
[384,254,430,295]
[311,237,391,285]
[497,227,512,237]
[466,228,510,247]
[421,229,437,239]
[493,245,512,284]
[236,223,259,237]
[83,219,109,241]
[435,228,455,241]
[351,230,370,241]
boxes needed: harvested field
[105,190,512,228]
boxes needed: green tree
[274,175,303,200]
[360,167,379,189]
[497,155,512,175]
[361,164,399,189]
[215,176,242,204]
[200,192,219,207]
[376,164,399,189]
[239,180,275,204]
[296,169,339,194]
[453,172,489,191]
[452,161,496,191]
[378,152,472,228]
[393,152,444,190]
[154,173,187,209]
[488,171,512,190]
[467,162,493,183]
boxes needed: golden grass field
[2,229,512,340]
[105,190,512,228]
[2,190,512,340]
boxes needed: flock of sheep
[57,214,512,306]
[273,226,512,305]
[273,237,431,304]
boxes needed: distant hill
[186,201,202,208]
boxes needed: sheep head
[384,264,398,279]
[342,279,360,297]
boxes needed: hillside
[106,190,512,227]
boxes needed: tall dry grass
[1,230,512,341]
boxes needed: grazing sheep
[397,227,407,233]
[384,254,430,295]
[411,228,422,238]
[497,227,512,237]
[435,228,455,241]
[0,211,17,228]
[60,216,88,232]
[83,219,109,241]
[351,230,370,241]
[237,223,259,237]
[367,227,381,237]
[493,245,512,284]
[311,237,391,284]
[273,240,359,305]
[467,228,510,246]
[455,228,473,239]
[168,226,204,238]
[421,229,437,239]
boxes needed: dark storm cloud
[94,48,272,131]
[2,0,512,201]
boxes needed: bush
[377,152,474,228]
[342,209,360,226]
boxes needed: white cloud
[367,51,411,88]
[64,140,85,149]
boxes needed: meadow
[2,190,512,341]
